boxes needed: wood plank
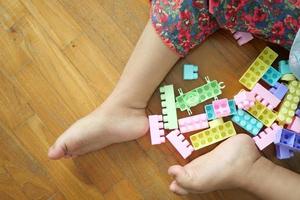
[0,121,66,200]
[0,25,32,76]
[20,0,82,48]
[104,180,143,200]
[63,34,120,100]
[60,0,137,72]
[0,70,34,129]
[15,15,100,119]
[13,115,105,200]
[0,0,27,30]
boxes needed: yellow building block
[239,58,269,90]
[257,46,278,66]
[247,101,265,117]
[208,118,224,128]
[258,109,277,127]
[247,101,277,127]
[277,80,300,125]
[190,121,236,150]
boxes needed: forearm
[242,157,300,200]
[109,20,179,108]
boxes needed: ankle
[239,156,274,190]
[106,90,148,110]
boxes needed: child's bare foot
[168,134,261,195]
[48,100,148,160]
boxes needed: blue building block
[269,82,288,100]
[232,109,263,136]
[278,60,292,75]
[275,144,294,159]
[262,66,281,86]
[228,99,237,115]
[183,64,198,80]
[204,104,216,120]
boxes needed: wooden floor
[1,0,300,199]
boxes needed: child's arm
[244,156,300,200]
[168,134,300,199]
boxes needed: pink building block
[212,98,231,118]
[253,123,282,150]
[234,90,255,110]
[166,130,194,159]
[233,31,254,46]
[251,83,281,110]
[288,116,300,133]
[149,115,165,145]
[178,114,209,134]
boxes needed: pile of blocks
[149,46,300,160]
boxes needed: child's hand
[168,134,261,195]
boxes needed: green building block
[175,79,225,115]
[160,85,178,129]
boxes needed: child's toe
[169,180,189,195]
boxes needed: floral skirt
[150,0,300,57]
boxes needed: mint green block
[160,85,178,129]
[176,80,224,114]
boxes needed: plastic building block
[257,46,278,66]
[293,134,300,150]
[278,60,292,75]
[281,73,296,81]
[233,31,254,46]
[296,108,300,117]
[274,128,296,147]
[176,78,225,114]
[208,118,224,128]
[234,90,255,110]
[190,121,236,150]
[257,107,278,127]
[277,80,300,125]
[212,98,231,118]
[251,83,281,110]
[275,144,294,159]
[269,82,288,100]
[183,64,198,80]
[148,115,165,145]
[262,66,281,86]
[239,58,270,90]
[205,104,216,120]
[253,123,281,150]
[166,130,194,159]
[178,114,209,134]
[247,101,265,117]
[288,116,300,133]
[274,128,300,158]
[160,85,178,129]
[232,109,263,136]
[228,99,237,115]
[247,101,277,127]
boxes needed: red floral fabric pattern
[151,0,300,57]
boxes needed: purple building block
[296,108,300,117]
[293,134,300,150]
[269,82,288,100]
[278,129,296,147]
[275,144,294,159]
[274,128,300,159]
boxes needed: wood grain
[0,0,297,199]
